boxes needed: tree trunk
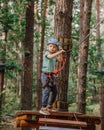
[0,66,5,113]
[98,83,104,130]
[36,0,48,110]
[21,2,34,130]
[0,1,8,114]
[77,0,93,113]
[54,0,73,111]
[96,0,104,129]
[21,0,34,110]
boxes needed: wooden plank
[15,110,101,125]
[39,118,87,128]
[17,119,87,129]
[16,115,32,120]
[15,110,82,116]
[15,119,20,127]
[15,111,41,116]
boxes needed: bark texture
[36,0,48,110]
[54,0,73,111]
[77,0,93,113]
[96,0,104,129]
[21,0,34,110]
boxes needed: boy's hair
[48,38,59,47]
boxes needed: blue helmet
[48,38,59,46]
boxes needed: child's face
[47,44,58,53]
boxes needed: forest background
[0,0,104,129]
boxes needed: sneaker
[46,105,57,112]
[39,107,50,115]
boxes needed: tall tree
[36,0,48,110]
[21,0,34,111]
[54,0,73,111]
[77,0,93,113]
[96,0,104,129]
[0,0,8,113]
[0,64,5,113]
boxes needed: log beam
[39,118,87,128]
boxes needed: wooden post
[86,124,95,130]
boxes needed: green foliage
[6,59,23,70]
[0,0,26,116]
[49,0,55,6]
[86,104,100,115]
[69,103,77,112]
[69,103,100,116]
[88,44,98,71]
[0,43,6,61]
[1,88,20,115]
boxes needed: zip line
[80,18,104,46]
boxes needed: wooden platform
[15,110,101,130]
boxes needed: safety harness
[42,56,66,88]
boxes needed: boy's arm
[47,49,65,59]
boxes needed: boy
[39,38,65,115]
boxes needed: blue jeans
[41,73,58,108]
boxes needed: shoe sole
[39,110,50,115]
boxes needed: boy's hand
[58,46,65,53]
[59,48,66,53]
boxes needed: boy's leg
[39,87,51,115]
[40,73,51,115]
[41,73,50,107]
[42,86,51,107]
[47,85,58,107]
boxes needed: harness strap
[42,73,53,88]
[43,78,50,88]
[43,73,53,78]
[54,56,66,76]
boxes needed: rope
[54,56,66,76]
[79,18,104,46]
[44,115,48,127]
[73,113,82,130]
